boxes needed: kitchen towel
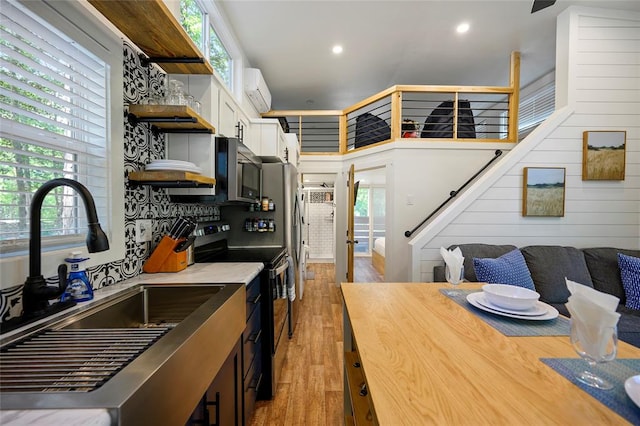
[286,254,296,301]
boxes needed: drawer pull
[359,383,367,397]
[249,329,262,343]
[251,294,261,304]
[248,372,263,390]
[353,361,360,368]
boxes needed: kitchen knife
[168,218,181,239]
[174,235,196,252]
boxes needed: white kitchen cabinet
[253,118,288,162]
[284,133,300,166]
[218,89,240,138]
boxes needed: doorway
[301,174,336,263]
[353,167,386,282]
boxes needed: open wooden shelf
[128,170,215,188]
[128,104,216,133]
[88,0,213,74]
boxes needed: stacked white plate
[145,159,202,174]
[466,292,559,320]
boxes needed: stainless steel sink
[58,284,227,329]
[0,282,246,425]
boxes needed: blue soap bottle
[60,251,93,302]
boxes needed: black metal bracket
[127,113,213,136]
[139,53,205,67]
[128,180,214,189]
[127,113,197,126]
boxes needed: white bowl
[482,284,540,311]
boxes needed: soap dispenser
[60,251,93,302]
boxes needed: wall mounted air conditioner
[244,68,272,113]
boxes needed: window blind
[518,80,555,138]
[0,0,108,254]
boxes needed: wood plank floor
[249,258,381,425]
[354,256,383,283]
[249,263,343,426]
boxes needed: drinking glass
[445,264,464,296]
[570,319,617,390]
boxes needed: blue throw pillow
[473,248,536,290]
[618,253,640,310]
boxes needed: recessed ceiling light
[456,22,470,34]
[332,45,343,54]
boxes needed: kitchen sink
[58,284,226,329]
[0,282,247,425]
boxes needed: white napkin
[565,278,620,358]
[440,246,464,284]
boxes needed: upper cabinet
[252,118,291,162]
[88,0,213,74]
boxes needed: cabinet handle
[249,329,262,343]
[353,361,360,368]
[251,294,261,304]
[359,383,368,397]
[248,372,263,390]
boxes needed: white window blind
[518,79,555,138]
[0,0,108,254]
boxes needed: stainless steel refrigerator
[225,160,304,336]
[261,161,303,336]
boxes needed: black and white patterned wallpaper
[0,41,220,322]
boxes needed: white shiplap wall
[410,6,640,282]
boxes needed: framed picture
[522,167,566,217]
[582,131,626,180]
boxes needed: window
[1,0,107,252]
[354,185,385,255]
[180,0,233,89]
[517,72,555,139]
[209,26,232,87]
[0,0,124,284]
[180,0,205,53]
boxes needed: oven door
[270,259,289,353]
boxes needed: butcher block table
[341,282,640,425]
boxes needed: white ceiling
[218,0,640,111]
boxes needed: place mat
[440,288,570,336]
[541,358,640,424]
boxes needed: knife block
[143,236,187,273]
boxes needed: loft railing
[263,52,520,154]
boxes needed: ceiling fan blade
[531,0,556,13]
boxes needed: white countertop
[0,261,264,426]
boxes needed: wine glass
[445,264,464,296]
[570,319,617,390]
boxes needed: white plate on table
[466,292,559,320]
[625,375,640,407]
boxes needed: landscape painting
[583,130,626,180]
[523,167,565,217]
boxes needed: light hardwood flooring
[354,256,383,283]
[249,262,344,426]
[249,258,382,425]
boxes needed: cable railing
[404,149,504,238]
[263,52,521,154]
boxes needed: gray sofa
[434,244,640,348]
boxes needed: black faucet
[22,178,110,319]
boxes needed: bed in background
[372,237,385,276]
